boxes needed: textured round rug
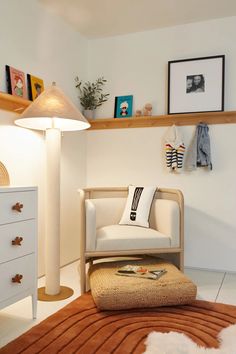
[1,293,236,354]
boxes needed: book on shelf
[116,265,167,280]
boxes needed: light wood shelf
[88,111,236,130]
[0,91,235,131]
[0,91,31,114]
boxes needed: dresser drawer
[0,220,36,263]
[0,254,36,303]
[0,191,36,225]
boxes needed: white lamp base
[38,286,74,301]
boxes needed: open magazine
[116,265,167,280]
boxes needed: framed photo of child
[27,74,44,101]
[168,55,225,114]
[6,65,27,99]
[114,95,133,118]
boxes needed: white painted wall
[87,17,236,271]
[1,4,236,273]
[0,0,88,276]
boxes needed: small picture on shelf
[114,95,133,118]
[27,74,44,101]
[6,65,27,99]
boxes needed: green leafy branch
[75,76,109,110]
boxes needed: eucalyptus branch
[75,76,109,110]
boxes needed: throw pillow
[119,185,157,228]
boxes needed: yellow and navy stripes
[165,143,185,170]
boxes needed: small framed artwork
[168,55,225,114]
[6,65,27,99]
[114,95,133,118]
[27,74,44,101]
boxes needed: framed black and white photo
[168,55,225,114]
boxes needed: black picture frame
[167,55,225,115]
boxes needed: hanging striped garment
[164,125,185,171]
[165,143,185,170]
[165,143,177,169]
[177,144,185,169]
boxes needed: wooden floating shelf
[0,91,236,130]
[88,111,236,130]
[0,91,31,114]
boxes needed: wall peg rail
[88,111,236,130]
[0,92,236,130]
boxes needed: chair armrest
[154,200,180,247]
[85,200,97,251]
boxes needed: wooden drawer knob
[12,236,23,246]
[12,202,24,213]
[12,274,23,284]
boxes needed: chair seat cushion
[89,258,197,310]
[96,224,171,251]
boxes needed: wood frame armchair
[78,187,184,294]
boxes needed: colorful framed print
[27,74,44,101]
[114,95,133,118]
[168,55,225,114]
[6,65,27,99]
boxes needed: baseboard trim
[185,265,236,275]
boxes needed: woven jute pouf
[89,257,197,310]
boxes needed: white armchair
[78,187,184,293]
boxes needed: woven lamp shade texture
[15,83,90,131]
[0,161,10,186]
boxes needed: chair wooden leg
[173,251,184,272]
[79,255,86,294]
[85,273,90,292]
[179,251,184,272]
[85,258,93,292]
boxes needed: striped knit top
[165,125,185,171]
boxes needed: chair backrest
[82,187,183,203]
[86,197,126,229]
[78,187,184,245]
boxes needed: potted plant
[75,76,109,119]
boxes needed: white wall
[1,5,236,273]
[87,17,236,272]
[0,0,88,275]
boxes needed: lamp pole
[45,127,61,295]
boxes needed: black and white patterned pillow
[119,185,157,228]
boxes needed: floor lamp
[15,82,90,301]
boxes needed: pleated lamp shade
[15,82,90,131]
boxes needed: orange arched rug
[1,293,236,354]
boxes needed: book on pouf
[116,265,167,280]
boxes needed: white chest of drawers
[0,186,37,318]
